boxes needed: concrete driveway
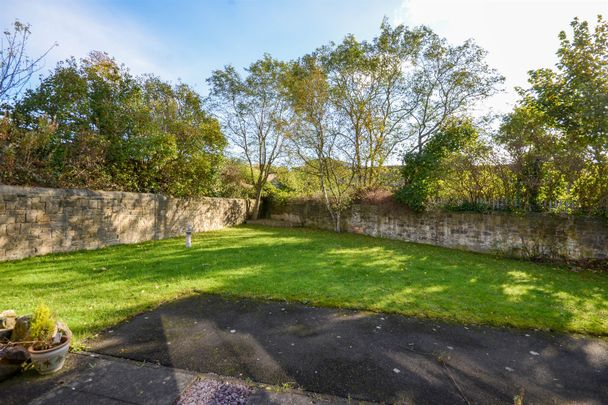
[86,294,608,404]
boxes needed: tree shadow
[1,224,607,339]
[2,224,608,402]
[0,350,192,405]
[88,293,608,404]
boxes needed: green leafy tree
[497,104,560,210]
[499,16,608,214]
[396,119,478,211]
[262,165,321,206]
[439,135,517,204]
[217,159,256,199]
[132,77,226,197]
[526,16,607,162]
[2,52,225,196]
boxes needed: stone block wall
[0,185,252,261]
[269,200,608,261]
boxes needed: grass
[1,225,607,342]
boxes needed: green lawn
[1,225,607,341]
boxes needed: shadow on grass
[0,225,607,339]
[88,293,608,404]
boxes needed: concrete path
[0,352,358,404]
[85,294,608,404]
[0,352,196,405]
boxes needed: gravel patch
[177,378,252,405]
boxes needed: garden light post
[185,224,192,248]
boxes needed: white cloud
[1,0,174,84]
[3,0,606,114]
[393,0,608,114]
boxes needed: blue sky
[3,0,607,114]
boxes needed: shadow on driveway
[88,294,608,404]
[0,352,196,405]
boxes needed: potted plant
[26,304,71,374]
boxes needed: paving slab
[0,352,197,405]
[0,352,368,405]
[87,293,608,404]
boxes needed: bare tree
[318,22,422,190]
[316,20,502,190]
[0,20,56,105]
[284,56,357,232]
[207,55,289,219]
[404,30,503,154]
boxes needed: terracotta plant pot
[27,332,71,374]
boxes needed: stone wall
[0,185,252,261]
[269,200,608,261]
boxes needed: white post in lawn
[185,224,192,248]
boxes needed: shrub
[396,119,477,212]
[29,303,56,349]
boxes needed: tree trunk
[251,186,263,220]
[335,210,341,232]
